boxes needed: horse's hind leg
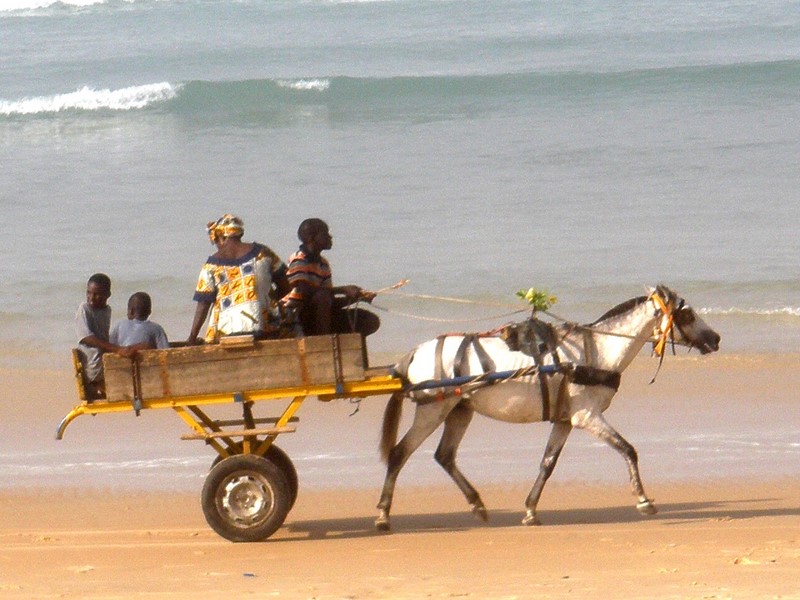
[376,401,454,531]
[523,420,572,526]
[581,413,657,515]
[434,402,487,522]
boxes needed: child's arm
[79,334,137,358]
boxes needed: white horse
[375,285,720,531]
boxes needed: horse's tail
[380,391,404,463]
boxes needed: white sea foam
[276,79,331,92]
[1,0,109,10]
[0,83,177,115]
[0,0,175,11]
[700,306,800,317]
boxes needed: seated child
[110,292,169,350]
[75,273,136,400]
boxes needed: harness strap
[453,334,496,377]
[453,336,470,377]
[582,329,595,364]
[546,365,619,423]
[434,335,446,381]
[520,321,552,421]
[572,365,621,390]
[473,336,497,374]
[554,372,571,422]
[131,357,143,417]
[331,334,345,395]
[540,379,550,421]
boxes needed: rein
[535,290,682,384]
[378,286,688,382]
[542,293,687,349]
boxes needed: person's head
[86,273,111,309]
[127,292,152,321]
[206,214,244,246]
[297,218,332,252]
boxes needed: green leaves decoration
[516,288,557,312]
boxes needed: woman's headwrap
[207,214,244,244]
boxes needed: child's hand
[116,346,138,359]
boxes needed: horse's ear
[655,284,676,304]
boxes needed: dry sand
[1,480,798,599]
[1,353,799,599]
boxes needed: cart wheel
[211,443,299,511]
[202,454,291,542]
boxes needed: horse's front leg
[580,413,657,515]
[523,420,572,526]
[434,402,487,522]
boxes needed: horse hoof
[521,512,541,526]
[637,500,658,515]
[375,516,391,532]
[471,504,488,523]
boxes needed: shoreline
[2,351,799,490]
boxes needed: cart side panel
[103,334,365,402]
[71,348,89,402]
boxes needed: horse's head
[650,285,721,355]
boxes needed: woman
[187,214,290,344]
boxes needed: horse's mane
[588,296,648,326]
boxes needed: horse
[375,285,720,531]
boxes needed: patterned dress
[193,243,286,342]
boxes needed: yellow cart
[56,333,402,542]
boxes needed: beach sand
[1,480,798,599]
[1,354,799,599]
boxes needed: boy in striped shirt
[282,218,380,338]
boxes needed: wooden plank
[213,416,299,427]
[218,334,255,348]
[180,425,297,440]
[104,333,365,402]
[71,348,88,402]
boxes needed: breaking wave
[0,82,178,115]
[3,59,799,120]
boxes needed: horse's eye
[674,309,695,326]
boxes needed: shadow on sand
[278,496,800,542]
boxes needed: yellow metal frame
[56,373,402,458]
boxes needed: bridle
[539,287,692,384]
[649,289,679,358]
[647,287,694,382]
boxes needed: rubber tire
[202,454,291,542]
[211,443,299,511]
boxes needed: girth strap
[520,321,552,421]
[572,365,621,390]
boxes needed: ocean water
[1,0,799,491]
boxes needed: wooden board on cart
[103,333,366,402]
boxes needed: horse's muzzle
[696,331,721,354]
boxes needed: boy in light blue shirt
[110,292,169,350]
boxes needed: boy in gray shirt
[76,273,136,400]
[110,292,169,350]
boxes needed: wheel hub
[220,473,274,526]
